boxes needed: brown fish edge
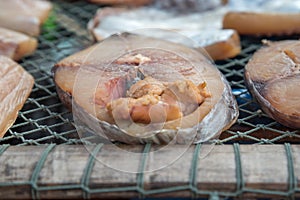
[245,40,300,129]
[0,27,38,61]
[53,33,239,144]
[223,12,300,36]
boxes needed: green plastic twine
[285,143,296,199]
[189,143,202,198]
[0,144,10,156]
[30,144,56,200]
[81,143,103,199]
[137,143,152,199]
[233,143,244,196]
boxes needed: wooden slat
[0,144,299,199]
[292,145,300,189]
[241,145,288,190]
[196,145,236,192]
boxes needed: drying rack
[0,1,299,199]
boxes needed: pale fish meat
[0,27,37,60]
[0,56,34,138]
[245,40,300,128]
[53,33,238,144]
[0,0,52,36]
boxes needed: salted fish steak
[53,33,238,144]
[245,40,300,128]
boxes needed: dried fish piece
[0,27,37,60]
[223,12,300,36]
[185,29,241,60]
[88,7,241,60]
[0,56,34,138]
[245,40,300,128]
[0,0,52,36]
[53,33,238,144]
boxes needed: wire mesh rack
[0,0,299,146]
[0,1,300,199]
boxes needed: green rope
[89,186,137,194]
[189,143,201,198]
[81,143,103,199]
[0,181,32,187]
[30,144,56,200]
[143,185,190,195]
[137,143,152,198]
[285,143,296,198]
[37,184,82,191]
[0,144,10,156]
[209,192,220,200]
[0,143,298,198]
[242,188,289,196]
[233,143,244,196]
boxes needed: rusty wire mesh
[0,0,299,146]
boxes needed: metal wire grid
[0,2,94,146]
[216,34,300,144]
[0,0,299,145]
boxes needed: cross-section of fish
[53,33,238,144]
[245,40,300,128]
[0,56,34,138]
[88,7,241,60]
[0,0,52,36]
[0,27,37,60]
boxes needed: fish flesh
[88,7,241,60]
[0,56,34,138]
[190,29,240,60]
[53,33,238,144]
[0,27,37,60]
[0,0,52,36]
[223,12,300,36]
[245,40,300,128]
